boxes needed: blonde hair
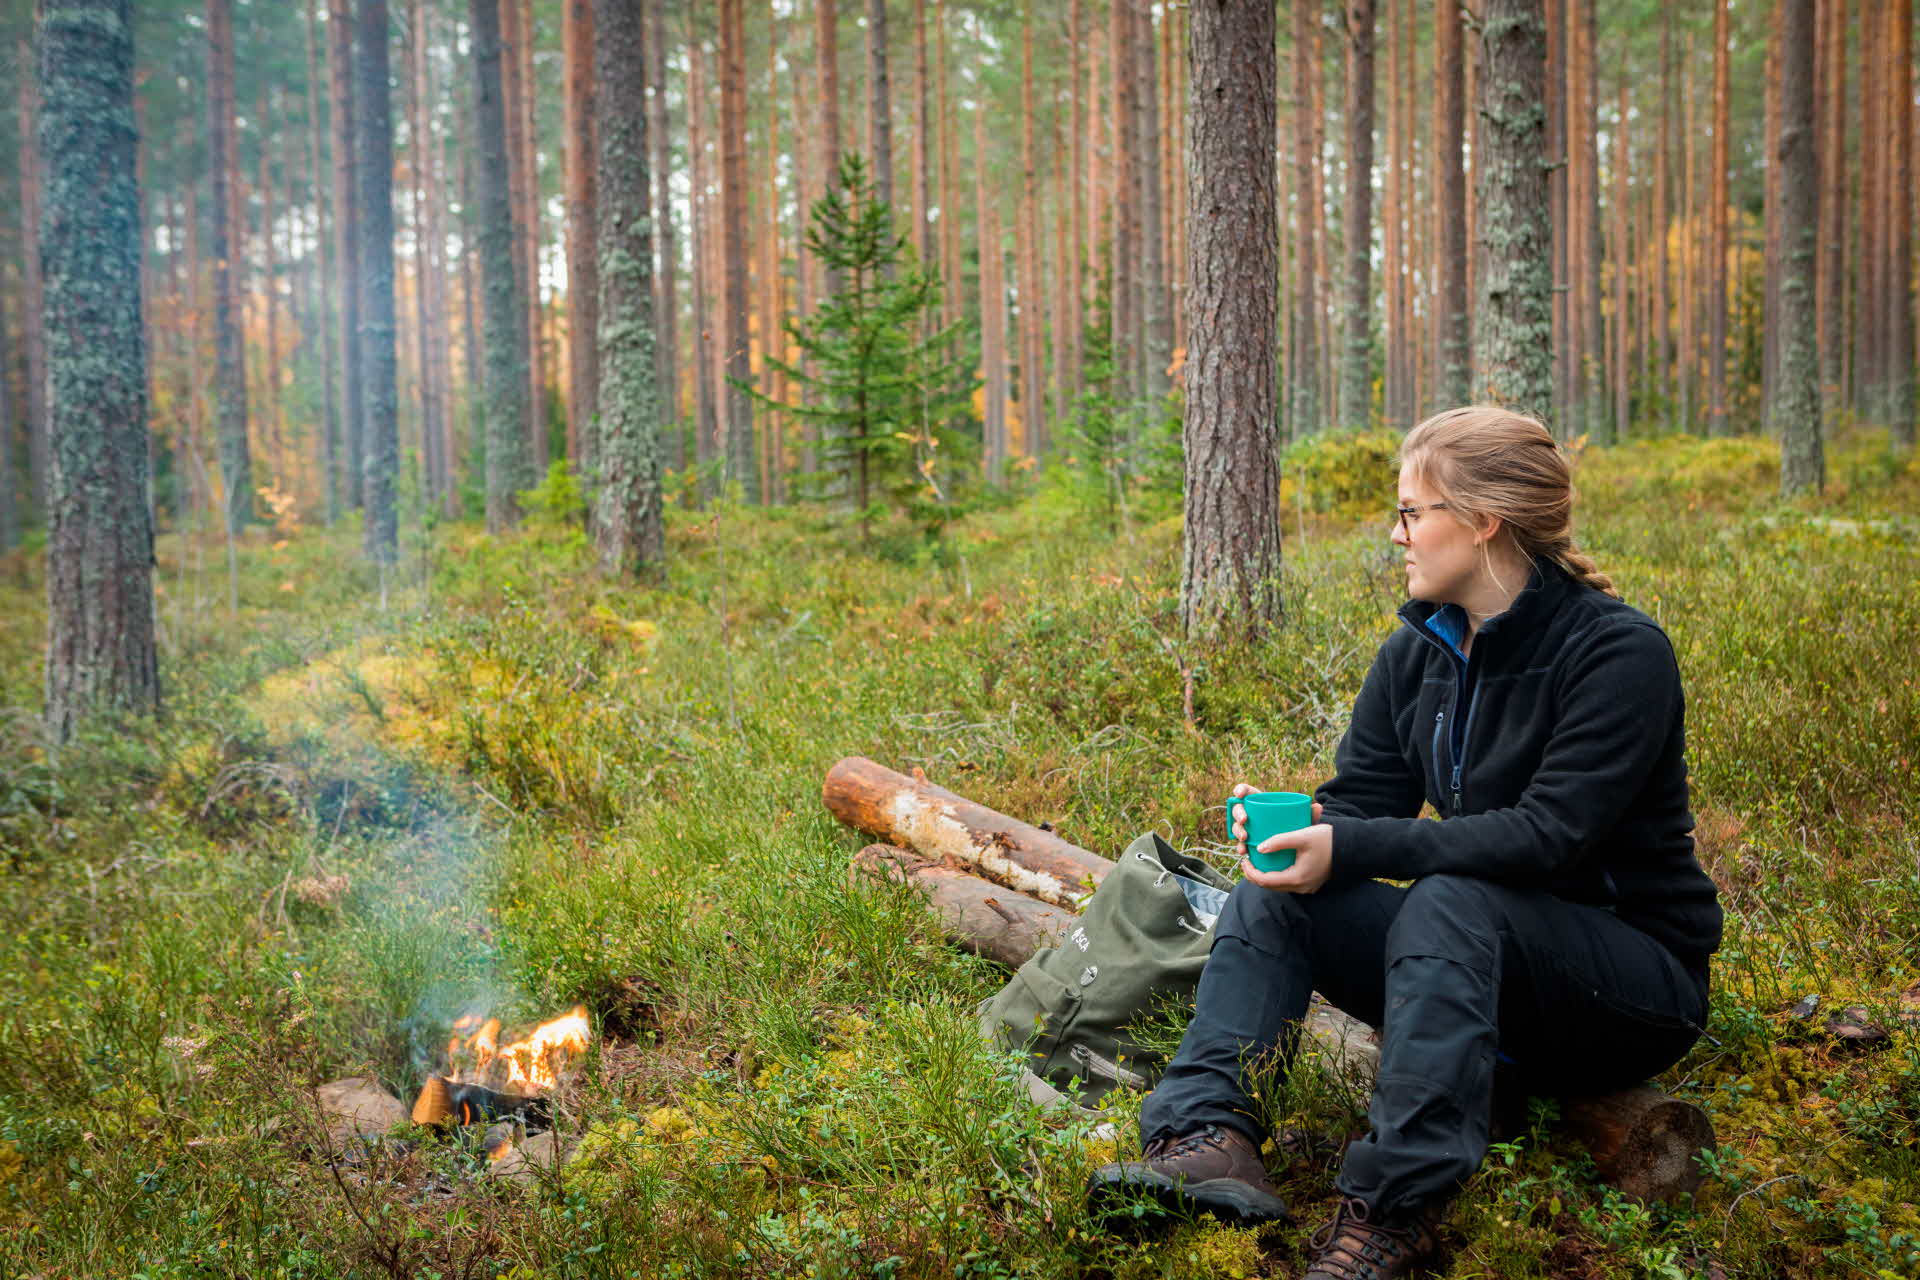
[1398,405,1621,600]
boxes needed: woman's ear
[1474,512,1504,546]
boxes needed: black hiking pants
[1137,874,1710,1218]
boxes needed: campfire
[411,1005,591,1132]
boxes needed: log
[1564,1085,1716,1204]
[851,843,1077,967]
[824,756,1112,909]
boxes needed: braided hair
[1398,406,1622,600]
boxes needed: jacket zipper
[1450,683,1481,815]
[1404,614,1479,816]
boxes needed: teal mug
[1225,791,1315,873]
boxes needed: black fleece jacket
[1315,557,1724,971]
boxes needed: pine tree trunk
[1182,0,1282,643]
[1816,0,1844,421]
[357,0,398,564]
[868,0,894,215]
[719,0,757,500]
[327,0,364,509]
[1290,0,1318,433]
[593,0,665,573]
[208,0,253,534]
[17,38,49,523]
[1383,0,1403,424]
[40,0,159,739]
[1708,0,1730,436]
[1547,0,1568,429]
[1763,4,1782,421]
[407,1,440,507]
[1435,0,1469,406]
[1580,0,1603,439]
[1137,0,1170,405]
[1067,0,1084,406]
[563,0,598,476]
[689,34,718,493]
[912,0,932,270]
[646,0,679,459]
[1474,0,1554,422]
[425,1,458,518]
[0,273,17,549]
[817,0,841,301]
[1110,0,1137,408]
[976,102,1008,483]
[1611,83,1630,443]
[1655,7,1672,426]
[261,92,285,483]
[1338,0,1375,429]
[1018,0,1046,456]
[471,0,531,530]
[1886,0,1915,449]
[1775,0,1823,490]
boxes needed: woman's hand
[1241,824,1333,893]
[1228,784,1331,894]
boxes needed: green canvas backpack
[978,832,1232,1106]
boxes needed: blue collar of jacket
[1396,557,1575,665]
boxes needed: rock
[315,1076,408,1145]
[488,1127,563,1185]
[1823,1006,1890,1052]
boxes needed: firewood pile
[826,755,1715,1204]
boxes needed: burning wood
[411,1005,591,1129]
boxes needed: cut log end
[1564,1085,1716,1204]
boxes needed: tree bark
[688,33,719,496]
[471,0,532,531]
[16,40,48,524]
[1435,0,1469,407]
[1816,0,1844,422]
[1290,0,1319,434]
[646,0,679,457]
[1018,0,1045,457]
[822,757,1113,907]
[1655,7,1673,426]
[1339,0,1376,430]
[327,0,364,510]
[1182,0,1283,643]
[39,0,159,740]
[357,0,398,564]
[1886,0,1915,449]
[816,0,842,301]
[564,0,598,477]
[1707,0,1730,436]
[1774,0,1822,490]
[850,844,1076,968]
[1579,0,1603,438]
[0,279,17,550]
[867,0,894,216]
[208,0,253,534]
[1110,0,1138,409]
[1473,0,1554,423]
[976,100,1009,483]
[718,0,756,500]
[1611,84,1630,443]
[1137,0,1170,406]
[594,0,666,576]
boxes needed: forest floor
[1,428,1919,1279]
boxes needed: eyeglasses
[1396,502,1449,536]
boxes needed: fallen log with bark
[831,756,1715,1204]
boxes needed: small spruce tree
[757,153,975,540]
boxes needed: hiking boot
[1086,1124,1292,1228]
[1301,1195,1445,1280]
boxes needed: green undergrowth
[0,430,1917,1278]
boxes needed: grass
[0,425,1916,1278]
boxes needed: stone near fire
[315,1076,409,1145]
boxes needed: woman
[1089,407,1723,1280]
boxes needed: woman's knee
[1386,874,1507,961]
[1217,878,1306,952]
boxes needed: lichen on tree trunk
[1472,0,1554,426]
[592,0,665,577]
[470,0,532,532]
[39,0,160,740]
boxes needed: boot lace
[1142,1125,1225,1161]
[1305,1197,1428,1280]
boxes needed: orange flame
[445,1006,590,1094]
